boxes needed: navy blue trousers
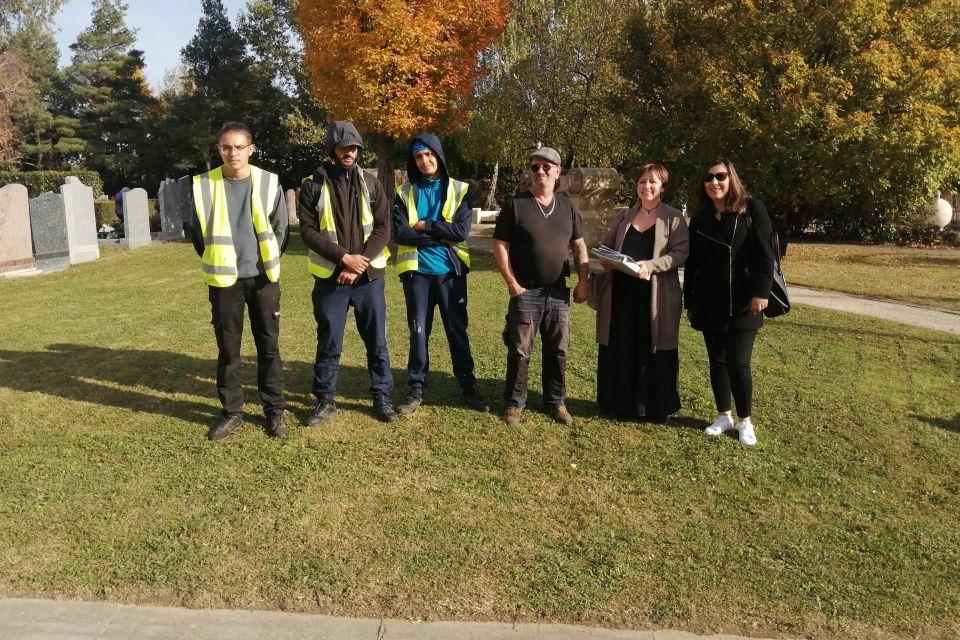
[401,271,476,393]
[311,276,393,401]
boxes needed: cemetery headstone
[285,189,298,226]
[0,184,40,276]
[61,176,100,264]
[558,168,624,247]
[29,192,70,272]
[121,188,151,249]
[177,176,194,234]
[158,178,184,240]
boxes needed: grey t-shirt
[223,176,287,279]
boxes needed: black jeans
[401,271,476,393]
[502,285,570,409]
[209,276,284,417]
[702,329,757,417]
[311,276,393,401]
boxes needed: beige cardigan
[590,204,689,349]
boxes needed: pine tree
[1,1,82,169]
[63,0,155,188]
[171,0,286,173]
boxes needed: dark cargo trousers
[401,271,477,394]
[208,276,284,417]
[502,285,571,409]
[311,276,393,402]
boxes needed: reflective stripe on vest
[306,169,390,278]
[192,165,281,287]
[395,178,470,275]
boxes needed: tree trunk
[376,136,396,203]
[485,160,499,209]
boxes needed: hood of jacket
[406,132,448,183]
[324,121,364,157]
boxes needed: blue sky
[53,0,249,89]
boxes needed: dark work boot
[462,387,490,413]
[266,409,288,438]
[305,400,337,427]
[373,396,400,423]
[208,414,243,441]
[396,391,423,416]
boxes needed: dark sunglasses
[703,172,729,183]
[529,163,556,173]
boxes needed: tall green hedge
[0,171,104,198]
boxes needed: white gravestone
[121,187,151,249]
[61,176,100,264]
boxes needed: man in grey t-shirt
[189,121,289,441]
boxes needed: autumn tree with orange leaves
[298,0,510,191]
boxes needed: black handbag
[764,232,790,318]
[745,202,790,318]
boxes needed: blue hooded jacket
[392,133,473,275]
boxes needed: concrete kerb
[0,598,777,640]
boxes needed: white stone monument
[61,176,100,264]
[121,188,151,249]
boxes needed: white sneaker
[704,414,735,436]
[736,419,757,447]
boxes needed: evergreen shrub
[0,171,104,198]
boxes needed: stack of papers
[590,245,649,279]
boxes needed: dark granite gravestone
[29,192,71,272]
[158,178,184,240]
[177,176,193,234]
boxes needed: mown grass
[783,243,960,312]
[0,235,958,639]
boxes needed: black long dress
[597,225,681,420]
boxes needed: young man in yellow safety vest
[392,133,488,415]
[297,121,398,424]
[190,121,289,441]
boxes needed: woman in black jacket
[683,158,774,446]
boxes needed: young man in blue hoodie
[392,133,489,415]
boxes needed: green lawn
[1,235,958,639]
[783,243,960,312]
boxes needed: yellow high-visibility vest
[395,178,470,274]
[192,165,281,287]
[304,170,389,278]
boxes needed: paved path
[0,598,771,640]
[788,284,960,335]
[469,227,960,336]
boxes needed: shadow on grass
[0,342,559,428]
[911,413,960,434]
[0,344,489,428]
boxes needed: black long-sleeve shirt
[297,163,391,282]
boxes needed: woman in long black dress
[592,164,689,422]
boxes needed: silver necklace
[641,202,658,217]
[535,196,555,218]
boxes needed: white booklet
[590,245,649,279]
